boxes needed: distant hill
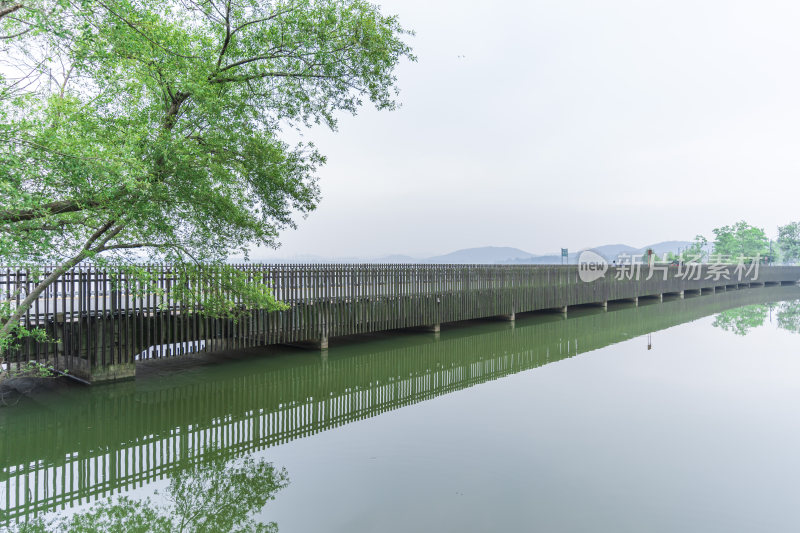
[588,243,639,260]
[425,246,537,264]
[373,254,417,263]
[484,241,693,264]
[634,241,693,258]
[578,241,692,262]
[245,241,695,264]
[512,254,566,264]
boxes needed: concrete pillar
[288,337,328,350]
[602,301,608,310]
[496,313,515,321]
[658,293,663,302]
[633,297,639,306]
[679,290,684,299]
[559,305,568,314]
[419,323,440,333]
[90,364,137,384]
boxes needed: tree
[681,234,708,262]
[0,1,414,359]
[712,304,769,336]
[777,222,800,264]
[711,221,769,262]
[776,300,800,334]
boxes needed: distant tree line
[667,220,800,265]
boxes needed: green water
[3,286,800,532]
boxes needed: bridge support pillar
[287,337,328,350]
[679,290,684,299]
[558,306,568,315]
[493,313,515,321]
[65,357,136,384]
[633,297,638,306]
[415,323,440,333]
[601,301,608,310]
[658,293,663,302]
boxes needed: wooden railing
[3,264,800,382]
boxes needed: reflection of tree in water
[713,300,800,336]
[776,301,800,334]
[13,448,289,533]
[712,304,770,336]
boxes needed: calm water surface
[3,286,800,532]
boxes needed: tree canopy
[1,0,413,266]
[711,221,769,262]
[0,0,413,346]
[777,221,800,264]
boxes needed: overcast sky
[256,0,800,260]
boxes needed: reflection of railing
[5,264,800,382]
[2,285,798,526]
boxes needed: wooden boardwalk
[5,264,800,382]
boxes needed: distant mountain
[634,241,693,258]
[577,241,693,262]
[425,246,537,264]
[512,254,564,264]
[245,241,695,265]
[253,254,328,263]
[488,241,694,265]
[587,244,639,260]
[373,254,418,263]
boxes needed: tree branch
[0,3,23,21]
[0,219,123,345]
[215,0,231,69]
[210,70,336,84]
[0,199,103,223]
[97,241,163,252]
[229,6,297,37]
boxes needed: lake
[2,285,800,532]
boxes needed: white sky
[258,0,800,260]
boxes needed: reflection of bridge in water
[2,286,799,526]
